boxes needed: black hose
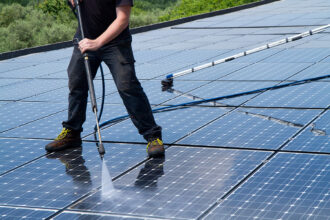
[99,74,330,129]
[98,64,105,123]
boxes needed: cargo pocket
[116,41,136,64]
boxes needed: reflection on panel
[55,212,141,220]
[0,139,48,174]
[164,81,276,106]
[179,109,320,150]
[245,82,330,108]
[0,102,66,132]
[0,104,127,138]
[261,48,330,63]
[205,153,330,220]
[0,79,67,101]
[284,110,330,153]
[0,143,146,208]
[221,62,311,81]
[86,106,229,143]
[70,147,270,219]
[0,207,54,219]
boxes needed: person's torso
[80,0,130,42]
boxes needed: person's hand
[70,0,82,7]
[78,38,102,53]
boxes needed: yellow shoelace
[147,138,163,150]
[55,128,71,140]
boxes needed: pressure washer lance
[161,24,330,88]
[74,0,105,159]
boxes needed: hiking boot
[147,138,165,158]
[45,128,82,152]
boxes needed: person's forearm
[96,16,129,46]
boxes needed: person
[45,0,164,158]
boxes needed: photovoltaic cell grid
[0,207,54,220]
[0,143,146,209]
[0,0,330,219]
[204,153,330,220]
[69,147,271,219]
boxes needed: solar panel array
[0,0,329,219]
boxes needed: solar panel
[284,110,330,153]
[0,62,66,79]
[0,79,67,101]
[1,0,329,218]
[178,108,321,149]
[86,106,229,143]
[0,79,24,87]
[69,147,271,219]
[221,62,311,81]
[204,153,330,220]
[260,48,330,63]
[55,212,137,219]
[289,63,330,80]
[0,104,128,139]
[0,207,54,219]
[244,82,330,108]
[0,143,146,208]
[0,102,66,132]
[0,139,48,174]
[164,81,277,106]
[178,63,250,81]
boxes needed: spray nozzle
[98,143,106,159]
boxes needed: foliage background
[0,0,258,53]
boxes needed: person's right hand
[70,0,82,7]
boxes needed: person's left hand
[78,38,101,53]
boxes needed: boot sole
[148,148,165,158]
[45,141,82,152]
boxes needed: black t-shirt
[80,0,133,41]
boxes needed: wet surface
[0,0,329,219]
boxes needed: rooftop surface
[0,0,330,219]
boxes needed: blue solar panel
[284,110,330,153]
[0,143,146,208]
[320,55,330,63]
[164,81,277,106]
[0,79,24,87]
[1,0,330,218]
[24,80,117,103]
[0,102,66,132]
[86,106,229,143]
[104,80,208,105]
[261,48,330,63]
[0,62,66,79]
[0,79,67,101]
[55,212,140,220]
[231,48,284,63]
[178,108,321,149]
[135,63,188,80]
[289,63,330,80]
[68,147,271,219]
[0,207,54,219]
[245,82,330,108]
[204,153,330,220]
[0,139,48,174]
[221,62,311,81]
[134,50,179,64]
[0,61,41,73]
[0,104,127,139]
[178,63,250,81]
[152,49,233,65]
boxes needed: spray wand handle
[74,0,105,158]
